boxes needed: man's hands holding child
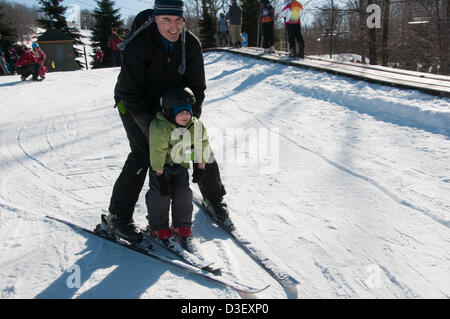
[192,163,206,183]
[155,170,170,196]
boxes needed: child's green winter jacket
[150,112,211,172]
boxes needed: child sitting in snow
[146,86,211,249]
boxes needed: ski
[46,215,267,294]
[139,226,222,276]
[192,195,300,289]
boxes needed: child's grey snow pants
[146,164,193,231]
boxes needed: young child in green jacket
[147,86,211,246]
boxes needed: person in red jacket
[108,28,122,67]
[94,46,103,69]
[32,42,47,80]
[15,46,42,81]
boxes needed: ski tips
[281,276,300,289]
[203,264,222,276]
[240,284,270,295]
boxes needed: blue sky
[4,0,339,22]
[5,0,154,18]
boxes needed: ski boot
[173,226,196,253]
[288,48,296,57]
[104,213,143,245]
[147,226,184,251]
[204,198,235,232]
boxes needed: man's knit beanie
[153,0,185,17]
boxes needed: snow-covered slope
[0,52,449,299]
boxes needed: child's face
[175,110,191,126]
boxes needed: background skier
[226,0,243,48]
[260,0,275,53]
[281,0,305,58]
[108,28,122,67]
[94,46,103,69]
[217,13,229,47]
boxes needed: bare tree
[382,0,390,66]
[313,0,347,57]
[80,9,96,30]
[0,1,39,43]
[395,0,449,74]
[420,0,449,74]
[346,0,369,63]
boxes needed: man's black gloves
[192,166,206,183]
[156,174,170,196]
[193,105,202,119]
[133,113,153,140]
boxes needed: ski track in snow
[0,51,449,298]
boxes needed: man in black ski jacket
[107,0,231,243]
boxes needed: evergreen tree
[91,0,123,67]
[37,0,67,30]
[0,3,17,50]
[241,0,258,46]
[198,0,217,48]
[37,0,84,69]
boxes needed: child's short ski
[193,195,300,289]
[46,215,268,294]
[139,226,222,275]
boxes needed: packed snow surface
[0,51,449,299]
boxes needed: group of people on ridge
[260,0,305,58]
[16,42,47,81]
[217,0,305,58]
[217,0,244,48]
[0,41,47,81]
[1,35,47,79]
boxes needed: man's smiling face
[155,15,184,42]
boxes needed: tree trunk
[441,0,450,74]
[359,0,367,63]
[382,0,391,66]
[368,0,378,64]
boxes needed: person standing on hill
[260,0,275,53]
[108,28,123,67]
[94,46,103,69]
[226,0,243,48]
[281,0,305,58]
[0,36,10,75]
[217,13,229,47]
[32,43,47,80]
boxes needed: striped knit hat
[153,0,185,17]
